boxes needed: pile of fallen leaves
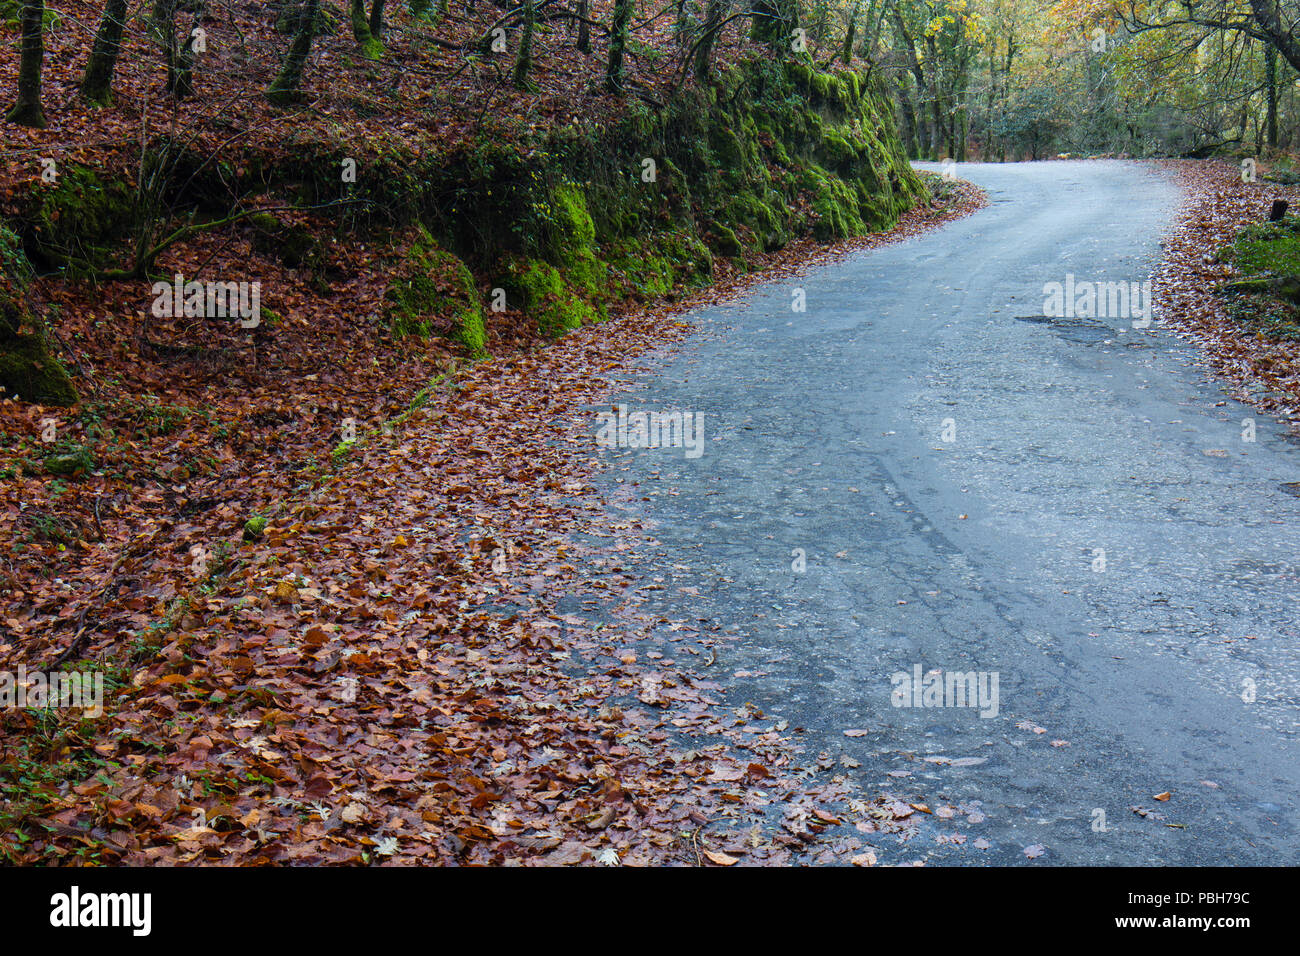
[1,140,985,863]
[1151,159,1300,424]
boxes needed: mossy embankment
[371,56,927,338]
[0,55,924,402]
[0,222,77,406]
[1218,215,1300,339]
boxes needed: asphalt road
[594,161,1300,865]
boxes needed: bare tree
[351,0,383,58]
[608,0,634,92]
[268,0,323,105]
[81,0,132,106]
[576,0,591,53]
[6,0,48,128]
[514,0,536,90]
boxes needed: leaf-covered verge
[1152,160,1300,422]
[0,0,973,864]
[0,172,982,866]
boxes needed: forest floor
[1,148,984,862]
[1152,159,1300,423]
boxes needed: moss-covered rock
[21,164,135,272]
[43,446,94,476]
[505,259,597,336]
[799,164,867,240]
[708,223,744,257]
[710,124,750,174]
[0,331,78,406]
[606,230,712,300]
[0,235,78,406]
[607,245,675,299]
[819,128,861,171]
[546,183,597,266]
[659,231,713,281]
[384,227,486,352]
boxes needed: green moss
[819,129,861,170]
[1222,220,1300,276]
[786,60,813,90]
[23,165,134,272]
[839,71,861,105]
[383,227,485,352]
[243,515,269,541]
[710,125,749,173]
[509,259,596,336]
[810,72,836,103]
[0,223,33,294]
[708,223,743,257]
[625,258,674,297]
[548,183,597,264]
[0,334,77,406]
[607,245,675,298]
[798,164,867,240]
[566,251,611,319]
[660,231,713,280]
[349,0,384,59]
[0,1,61,29]
[724,194,787,251]
[43,446,94,476]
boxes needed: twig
[48,536,140,669]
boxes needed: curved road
[596,161,1300,865]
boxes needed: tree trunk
[576,0,590,53]
[841,0,859,63]
[1249,0,1300,73]
[150,0,193,98]
[895,78,919,157]
[750,0,782,46]
[369,0,386,38]
[607,0,633,93]
[889,2,931,158]
[1265,43,1279,149]
[695,0,723,80]
[6,0,47,128]
[175,21,197,98]
[267,0,321,105]
[514,0,535,90]
[350,0,383,58]
[81,0,131,106]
